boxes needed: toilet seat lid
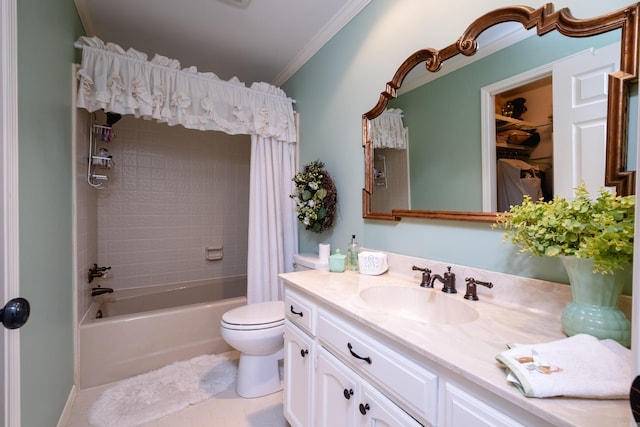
[222,301,284,326]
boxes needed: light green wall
[391,30,619,211]
[17,0,83,425]
[283,0,635,284]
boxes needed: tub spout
[91,287,113,297]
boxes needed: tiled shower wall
[91,112,251,291]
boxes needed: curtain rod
[73,42,296,104]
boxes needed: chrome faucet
[411,265,432,287]
[431,266,456,293]
[464,277,493,301]
[91,287,114,297]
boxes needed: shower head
[105,112,122,126]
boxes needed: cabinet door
[284,321,315,427]
[357,382,423,427]
[443,382,525,427]
[316,348,358,427]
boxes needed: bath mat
[88,351,238,427]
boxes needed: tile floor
[65,380,289,427]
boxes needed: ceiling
[73,0,371,87]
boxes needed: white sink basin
[359,286,479,325]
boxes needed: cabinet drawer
[318,308,437,426]
[284,289,316,336]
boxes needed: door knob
[0,297,30,329]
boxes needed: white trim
[72,0,95,36]
[480,63,552,212]
[271,0,372,86]
[55,385,77,427]
[0,1,20,426]
[70,64,80,391]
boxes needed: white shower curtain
[247,134,298,303]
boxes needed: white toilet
[220,253,326,398]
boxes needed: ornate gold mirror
[362,3,638,222]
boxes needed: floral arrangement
[290,160,337,233]
[493,183,634,274]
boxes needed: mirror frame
[362,3,639,222]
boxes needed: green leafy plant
[494,184,635,274]
[290,160,337,234]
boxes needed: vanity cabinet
[442,382,526,427]
[283,284,554,427]
[316,347,422,427]
[283,290,317,427]
[284,319,315,427]
[284,288,429,427]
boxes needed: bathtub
[79,276,247,389]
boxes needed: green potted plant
[494,183,635,347]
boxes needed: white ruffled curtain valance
[75,36,296,142]
[370,108,408,149]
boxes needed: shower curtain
[247,135,298,303]
[75,36,299,303]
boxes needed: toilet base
[236,348,284,398]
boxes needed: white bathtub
[79,276,247,389]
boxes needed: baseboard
[56,385,77,427]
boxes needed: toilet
[220,253,326,398]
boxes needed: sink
[359,286,479,324]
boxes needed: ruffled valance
[370,108,408,149]
[75,37,296,143]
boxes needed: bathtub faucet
[91,287,113,296]
[88,264,111,283]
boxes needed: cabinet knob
[300,348,309,358]
[359,403,370,415]
[343,388,354,400]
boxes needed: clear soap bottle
[347,234,360,271]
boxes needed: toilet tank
[293,253,328,271]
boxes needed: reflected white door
[553,42,620,198]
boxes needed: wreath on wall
[290,160,337,233]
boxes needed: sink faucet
[431,266,456,293]
[91,287,113,296]
[411,265,432,287]
[464,277,493,301]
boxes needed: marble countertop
[280,262,631,427]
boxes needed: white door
[553,42,620,198]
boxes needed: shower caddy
[87,114,114,189]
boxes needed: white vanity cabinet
[284,290,317,427]
[283,283,553,427]
[442,382,526,427]
[316,346,423,427]
[284,287,429,427]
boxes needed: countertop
[280,263,632,427]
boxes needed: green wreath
[290,160,337,233]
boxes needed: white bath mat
[88,351,238,427]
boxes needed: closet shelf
[495,114,547,132]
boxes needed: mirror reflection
[363,4,638,222]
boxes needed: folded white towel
[495,334,631,399]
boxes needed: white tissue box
[358,251,388,275]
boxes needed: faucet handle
[464,277,493,301]
[412,265,432,287]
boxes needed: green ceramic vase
[560,256,631,347]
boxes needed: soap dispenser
[347,234,360,272]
